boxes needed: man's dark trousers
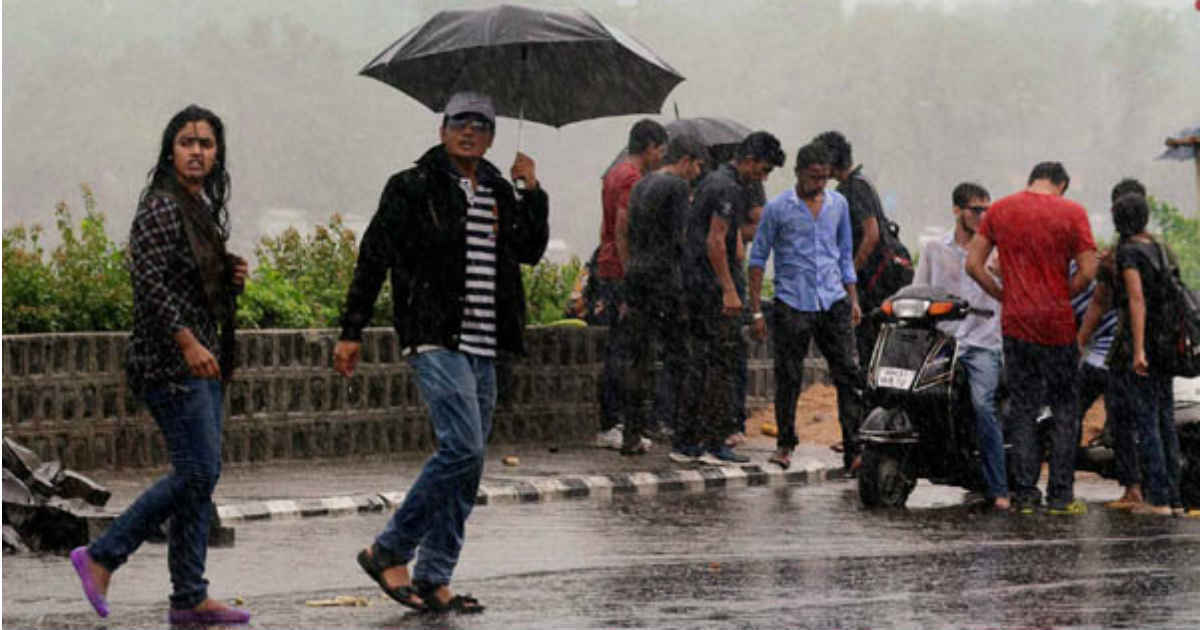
[595,278,624,432]
[1002,336,1081,508]
[678,293,740,451]
[613,286,684,448]
[772,298,864,468]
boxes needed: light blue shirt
[749,187,857,312]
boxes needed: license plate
[876,367,916,390]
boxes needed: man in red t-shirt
[966,161,1097,515]
[594,119,667,450]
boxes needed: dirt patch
[746,383,1107,447]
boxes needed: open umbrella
[360,4,684,129]
[665,117,752,160]
[604,116,753,177]
[1158,125,1200,211]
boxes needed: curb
[214,458,840,522]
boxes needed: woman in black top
[1107,192,1182,516]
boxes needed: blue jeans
[89,379,223,610]
[959,345,1008,499]
[1112,369,1180,507]
[374,350,495,586]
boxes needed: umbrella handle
[514,44,528,192]
[514,102,527,191]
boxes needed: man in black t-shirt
[677,131,784,465]
[614,135,709,454]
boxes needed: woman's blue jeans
[88,379,223,610]
[373,350,496,586]
[1111,369,1181,507]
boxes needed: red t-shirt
[596,160,643,279]
[977,190,1095,346]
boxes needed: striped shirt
[1070,261,1117,368]
[459,178,499,358]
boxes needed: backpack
[1151,242,1200,377]
[857,182,914,307]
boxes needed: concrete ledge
[214,459,839,522]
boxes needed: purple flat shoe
[69,546,109,618]
[167,606,251,625]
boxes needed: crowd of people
[589,121,898,472]
[69,95,1184,622]
[589,119,1184,520]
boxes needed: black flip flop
[413,579,486,615]
[356,546,426,611]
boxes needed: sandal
[830,441,845,453]
[413,579,485,615]
[356,546,426,611]
[768,449,791,470]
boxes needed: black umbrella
[604,116,753,177]
[666,117,752,160]
[360,4,685,129]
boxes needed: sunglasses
[446,115,493,133]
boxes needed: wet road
[5,478,1200,629]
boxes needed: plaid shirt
[125,192,218,393]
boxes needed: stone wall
[2,327,805,471]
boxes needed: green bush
[522,256,582,325]
[1150,195,1200,287]
[2,185,131,333]
[4,190,737,332]
[238,214,393,329]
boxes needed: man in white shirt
[913,182,1008,510]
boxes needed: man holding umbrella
[334,91,549,613]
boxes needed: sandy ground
[747,383,1107,447]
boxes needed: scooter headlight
[890,299,931,319]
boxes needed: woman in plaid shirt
[69,105,251,625]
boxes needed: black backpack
[1151,242,1200,377]
[849,171,913,307]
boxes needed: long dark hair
[141,105,231,240]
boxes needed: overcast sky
[4,0,1199,262]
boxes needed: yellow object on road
[305,596,370,607]
[760,422,778,437]
[502,455,520,466]
[543,318,587,327]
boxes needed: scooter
[855,285,995,508]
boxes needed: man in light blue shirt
[748,142,865,471]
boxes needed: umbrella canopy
[604,116,753,177]
[361,4,685,128]
[665,117,752,159]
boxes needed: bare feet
[380,564,415,593]
[1105,486,1145,511]
[992,497,1011,511]
[191,598,242,614]
[417,582,485,614]
[86,552,112,598]
[360,546,424,609]
[167,597,251,624]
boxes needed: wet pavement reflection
[4,478,1199,629]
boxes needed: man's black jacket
[339,144,550,355]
